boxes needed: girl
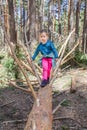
[32,29,58,87]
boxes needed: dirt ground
[0,69,87,130]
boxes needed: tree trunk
[82,0,87,53]
[57,0,61,34]
[68,0,74,34]
[7,0,21,79]
[75,0,81,40]
[68,0,75,51]
[4,1,9,36]
[27,0,36,41]
[8,0,17,43]
[24,85,52,130]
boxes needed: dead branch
[52,99,66,114]
[34,63,42,74]
[9,81,31,93]
[50,28,75,85]
[0,100,15,107]
[10,79,38,83]
[18,41,32,66]
[10,79,39,87]
[53,116,82,127]
[61,39,80,63]
[61,55,74,65]
[18,41,42,82]
[20,59,35,75]
[70,76,76,93]
[24,24,41,84]
[53,116,73,120]
[1,119,27,125]
[4,30,37,100]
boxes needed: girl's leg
[47,58,52,79]
[42,58,48,80]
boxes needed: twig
[61,39,80,63]
[10,79,38,83]
[52,99,66,114]
[0,100,15,107]
[50,28,75,85]
[18,41,42,75]
[24,23,41,84]
[1,119,27,125]
[61,55,74,65]
[3,28,37,100]
[34,63,42,74]
[9,81,31,93]
[53,116,73,120]
[18,41,34,70]
[20,59,35,75]
[53,116,82,127]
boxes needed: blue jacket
[32,40,58,60]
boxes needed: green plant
[2,57,15,72]
[75,51,87,65]
[61,125,69,130]
[0,55,4,60]
[61,99,71,107]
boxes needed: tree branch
[50,28,75,85]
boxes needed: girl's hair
[40,29,51,38]
[40,29,48,34]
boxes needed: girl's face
[39,32,48,44]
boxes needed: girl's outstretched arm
[32,44,40,60]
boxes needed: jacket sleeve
[50,42,58,58]
[32,44,40,60]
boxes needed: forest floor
[0,67,87,130]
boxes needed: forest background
[0,0,87,130]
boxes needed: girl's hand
[55,58,60,63]
[55,58,58,62]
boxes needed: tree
[75,0,81,41]
[27,0,36,41]
[68,0,75,51]
[7,0,17,43]
[57,0,61,34]
[82,0,87,53]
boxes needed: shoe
[47,77,50,84]
[40,79,48,87]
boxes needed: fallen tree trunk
[24,85,52,130]
[24,28,75,130]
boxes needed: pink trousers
[42,57,52,80]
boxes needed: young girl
[32,29,58,87]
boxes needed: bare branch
[24,22,41,84]
[52,99,66,114]
[61,39,80,63]
[50,29,75,86]
[1,25,37,100]
[9,81,31,93]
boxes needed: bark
[57,0,61,34]
[7,0,17,43]
[75,0,81,40]
[24,85,52,130]
[82,0,87,53]
[68,0,74,33]
[68,0,75,51]
[4,1,9,36]
[70,76,76,93]
[27,0,36,41]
